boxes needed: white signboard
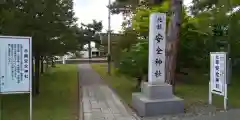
[210,52,227,96]
[148,13,166,84]
[0,36,32,93]
[209,52,228,110]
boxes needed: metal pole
[30,39,33,120]
[209,82,212,105]
[107,0,111,75]
[0,82,2,120]
[224,53,228,111]
[30,89,32,120]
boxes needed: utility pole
[107,0,111,75]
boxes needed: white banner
[210,52,227,96]
[148,13,166,84]
[0,36,32,93]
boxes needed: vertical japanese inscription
[16,44,20,83]
[215,55,220,89]
[148,13,166,84]
[154,15,164,79]
[24,49,29,79]
[7,43,28,84]
[13,44,17,79]
[20,44,23,82]
[210,52,227,95]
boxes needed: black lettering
[156,24,162,30]
[215,65,219,70]
[155,70,162,78]
[24,74,28,78]
[155,33,163,43]
[24,64,28,68]
[155,58,162,65]
[157,17,162,23]
[156,46,163,54]
[24,49,28,53]
[216,72,220,77]
[24,54,28,58]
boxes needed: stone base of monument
[132,82,184,117]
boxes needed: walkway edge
[78,71,83,120]
[91,65,141,120]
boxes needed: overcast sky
[73,0,192,33]
[73,0,192,47]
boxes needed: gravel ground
[142,102,240,120]
[141,101,216,120]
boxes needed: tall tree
[0,0,78,95]
[190,0,240,65]
[114,0,184,89]
[79,20,103,59]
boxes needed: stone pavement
[78,64,240,120]
[78,64,138,120]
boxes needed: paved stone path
[78,64,240,120]
[78,64,138,120]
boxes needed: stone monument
[132,13,184,117]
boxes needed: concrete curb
[77,69,84,120]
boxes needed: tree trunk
[40,56,44,74]
[51,57,56,67]
[88,41,91,59]
[166,0,183,93]
[136,76,142,90]
[45,56,49,72]
[34,55,40,95]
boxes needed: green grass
[91,63,240,110]
[1,64,78,120]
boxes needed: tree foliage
[118,40,148,77]
[79,20,103,45]
[115,0,240,88]
[0,0,79,95]
[190,0,240,64]
[76,20,103,59]
[112,28,138,66]
[0,0,78,56]
[132,1,170,37]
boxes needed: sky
[73,0,123,33]
[73,0,192,47]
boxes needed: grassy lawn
[91,63,240,110]
[1,64,78,120]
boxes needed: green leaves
[190,0,240,62]
[0,0,78,56]
[78,20,103,46]
[118,40,149,77]
[132,1,170,37]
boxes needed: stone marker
[132,13,184,117]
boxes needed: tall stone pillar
[132,13,184,117]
